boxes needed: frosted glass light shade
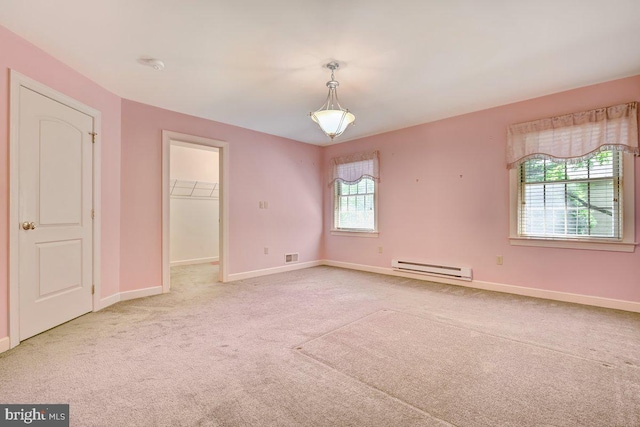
[311,109,356,139]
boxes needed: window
[334,178,376,231]
[518,150,621,239]
[329,151,379,236]
[507,102,637,252]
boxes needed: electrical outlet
[264,201,268,209]
[378,246,383,254]
[264,247,269,255]
[496,255,503,265]
[259,201,264,209]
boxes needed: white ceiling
[2,0,640,145]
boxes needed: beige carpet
[0,264,639,426]
[298,310,639,426]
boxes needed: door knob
[22,222,36,230]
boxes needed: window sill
[509,236,637,253]
[331,229,379,238]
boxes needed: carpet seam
[293,348,459,427]
[385,309,620,368]
[297,307,618,368]
[291,309,391,350]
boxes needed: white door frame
[8,70,102,349]
[162,130,229,290]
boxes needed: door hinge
[92,285,95,295]
[88,132,97,143]
[91,209,95,219]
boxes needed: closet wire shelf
[170,179,219,200]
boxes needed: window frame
[509,152,635,252]
[331,177,379,238]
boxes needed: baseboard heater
[391,259,472,281]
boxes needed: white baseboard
[322,260,640,313]
[4,260,637,356]
[170,257,218,267]
[3,285,160,354]
[464,278,640,313]
[95,286,164,311]
[119,286,163,302]
[228,260,323,282]
[0,336,10,354]
[95,293,121,311]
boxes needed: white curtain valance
[506,101,638,169]
[329,150,379,186]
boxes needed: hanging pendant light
[310,62,355,140]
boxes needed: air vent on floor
[285,253,299,264]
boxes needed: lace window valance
[329,150,379,186]
[506,101,638,169]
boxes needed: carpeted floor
[0,264,639,426]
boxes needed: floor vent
[391,259,472,281]
[285,253,299,263]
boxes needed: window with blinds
[518,149,622,239]
[334,178,376,231]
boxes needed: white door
[18,86,94,340]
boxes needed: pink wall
[2,23,639,346]
[120,100,322,290]
[323,75,640,303]
[0,26,122,339]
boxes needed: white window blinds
[335,178,376,230]
[330,150,379,231]
[518,151,622,239]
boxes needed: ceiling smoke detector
[138,57,165,70]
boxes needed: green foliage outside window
[335,178,375,230]
[520,150,620,238]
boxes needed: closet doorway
[162,131,229,291]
